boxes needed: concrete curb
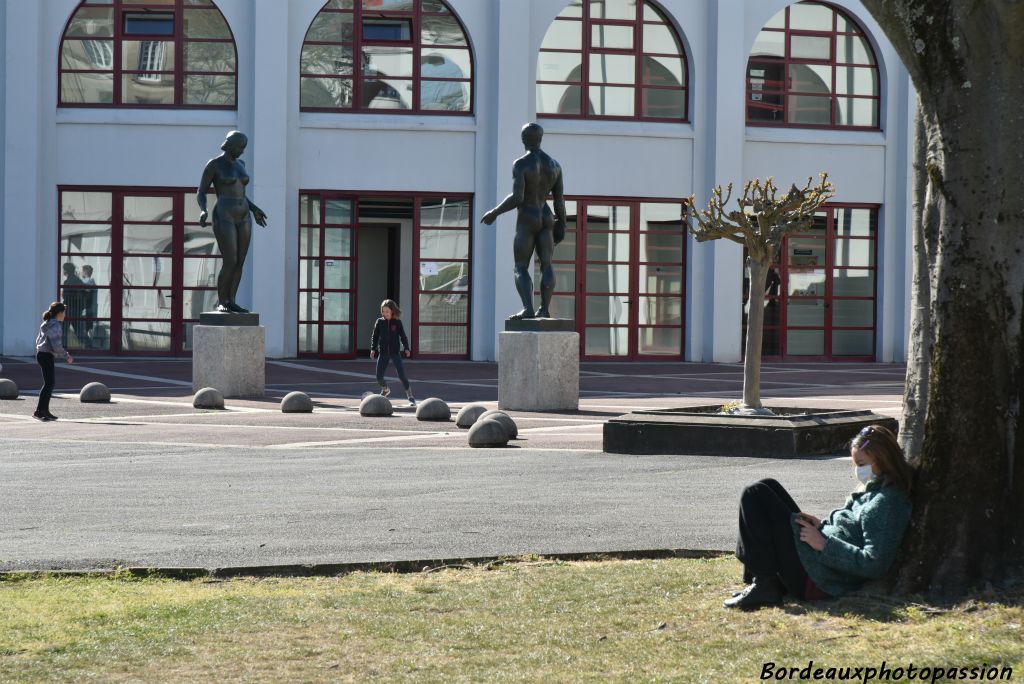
[0,548,729,581]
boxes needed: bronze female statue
[197,131,268,313]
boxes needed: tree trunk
[860,0,1024,598]
[743,258,770,409]
[899,105,936,459]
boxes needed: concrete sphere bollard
[468,417,510,448]
[281,391,314,413]
[0,378,18,400]
[415,397,451,422]
[455,403,488,429]
[79,382,111,403]
[360,394,394,417]
[479,410,518,440]
[193,387,225,410]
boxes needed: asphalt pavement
[0,357,905,572]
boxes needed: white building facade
[0,0,914,363]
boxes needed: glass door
[575,199,687,360]
[298,194,357,358]
[583,203,632,357]
[745,205,877,360]
[119,192,179,354]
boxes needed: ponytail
[42,301,65,321]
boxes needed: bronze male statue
[482,123,566,319]
[197,131,268,314]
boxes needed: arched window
[536,0,688,121]
[300,0,473,114]
[59,0,237,108]
[747,2,879,129]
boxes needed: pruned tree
[686,174,834,412]
[856,1,1024,599]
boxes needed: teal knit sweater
[791,479,912,597]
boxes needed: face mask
[855,464,874,484]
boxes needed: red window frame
[58,0,238,109]
[537,0,689,123]
[299,0,474,115]
[746,1,880,130]
[57,186,222,356]
[743,203,879,361]
[540,196,687,360]
[297,191,472,360]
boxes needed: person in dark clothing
[34,301,75,421]
[725,424,914,610]
[369,299,415,405]
[61,262,87,346]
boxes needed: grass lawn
[1,557,1021,683]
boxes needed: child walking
[34,301,74,421]
[369,299,415,405]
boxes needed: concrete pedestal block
[498,331,579,412]
[192,325,265,398]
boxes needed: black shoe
[723,578,783,610]
[32,412,51,422]
[44,413,59,421]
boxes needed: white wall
[1,0,913,362]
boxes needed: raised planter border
[603,406,898,458]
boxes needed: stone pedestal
[498,324,579,412]
[193,314,265,398]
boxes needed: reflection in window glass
[298,324,318,354]
[639,327,682,355]
[418,325,467,355]
[832,330,873,356]
[60,0,236,107]
[323,325,352,354]
[122,321,173,352]
[746,2,879,128]
[787,329,824,355]
[301,0,472,113]
[585,326,629,356]
[537,1,687,121]
[832,299,874,327]
[62,192,113,221]
[421,199,470,226]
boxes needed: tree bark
[862,0,1024,598]
[899,105,935,459]
[743,258,770,409]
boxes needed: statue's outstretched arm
[482,165,525,225]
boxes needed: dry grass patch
[1,557,1021,682]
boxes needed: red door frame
[753,203,879,362]
[297,190,473,360]
[58,185,209,357]
[572,196,687,361]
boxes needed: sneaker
[408,397,416,406]
[44,413,59,421]
[379,385,391,397]
[32,412,51,422]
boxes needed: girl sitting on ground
[725,424,914,609]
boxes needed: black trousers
[35,351,56,415]
[735,478,810,598]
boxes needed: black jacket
[370,318,410,355]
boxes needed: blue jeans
[376,353,410,391]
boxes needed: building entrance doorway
[298,192,471,359]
